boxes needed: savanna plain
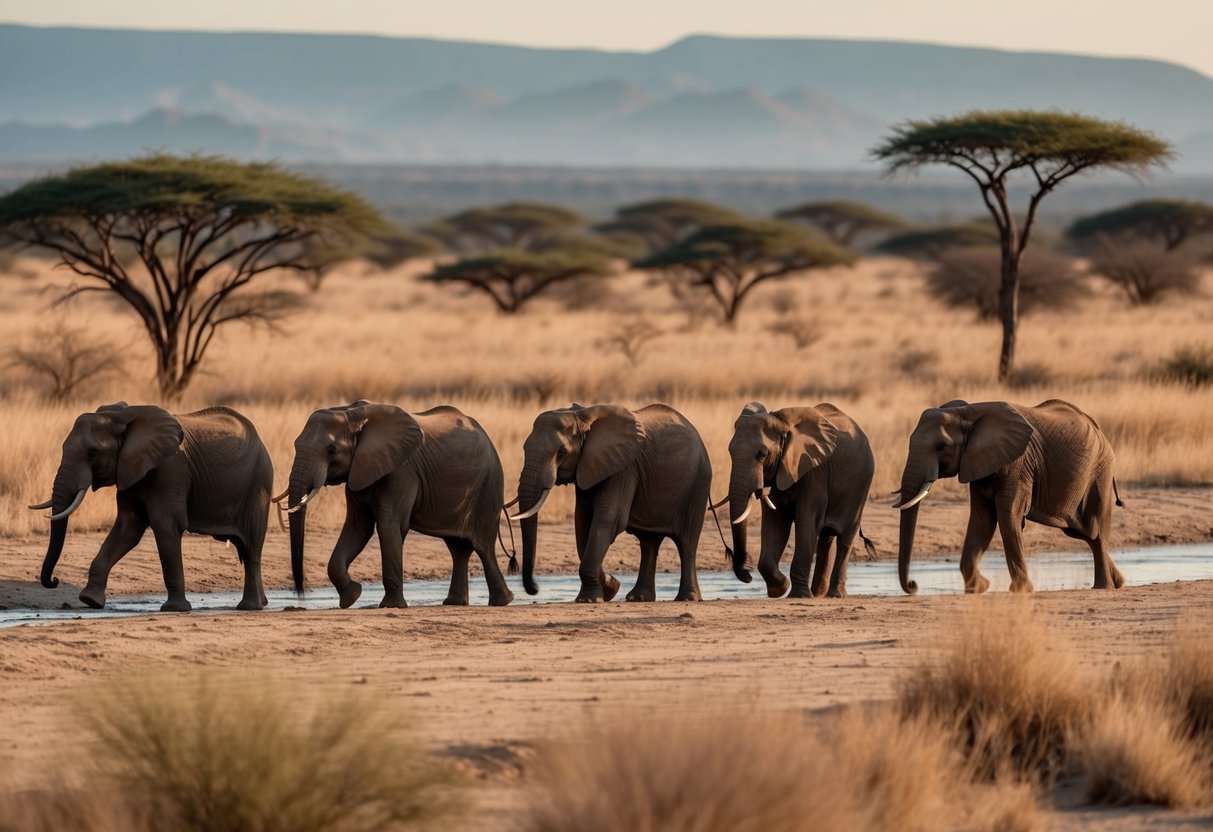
[2,250,1213,830]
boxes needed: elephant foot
[964,574,991,594]
[787,585,813,599]
[79,587,106,609]
[442,595,468,606]
[379,595,408,609]
[337,581,363,609]
[236,597,264,611]
[259,591,269,607]
[1009,578,1034,594]
[1110,567,1126,589]
[602,574,621,602]
[625,588,656,602]
[488,589,515,607]
[574,593,605,603]
[826,586,847,599]
[160,597,192,613]
[765,576,790,598]
[674,589,702,602]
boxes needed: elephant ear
[346,404,424,492]
[955,402,1035,484]
[575,405,643,490]
[938,399,969,409]
[739,401,767,418]
[773,407,841,491]
[111,405,184,490]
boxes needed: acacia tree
[1067,200,1213,252]
[775,199,907,246]
[597,198,746,253]
[634,220,856,324]
[875,221,1000,259]
[420,245,615,314]
[872,111,1171,381]
[0,155,382,399]
[299,226,446,291]
[426,202,584,253]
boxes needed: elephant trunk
[894,461,935,596]
[39,466,89,589]
[515,455,556,597]
[287,453,326,596]
[727,464,759,582]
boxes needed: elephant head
[726,403,840,583]
[286,401,423,594]
[509,404,643,595]
[31,402,183,589]
[893,400,1034,594]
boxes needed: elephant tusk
[28,498,54,511]
[892,482,933,510]
[503,496,520,510]
[270,487,289,504]
[708,494,729,510]
[760,489,777,510]
[286,487,321,514]
[49,489,86,521]
[508,488,550,521]
[731,503,753,525]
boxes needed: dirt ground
[2,485,1210,609]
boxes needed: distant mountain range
[2,25,1213,169]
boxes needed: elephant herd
[29,397,1126,612]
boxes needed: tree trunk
[997,247,1021,383]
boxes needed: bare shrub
[597,319,662,366]
[898,600,1088,781]
[766,310,823,350]
[926,247,1088,320]
[522,706,1035,832]
[892,347,938,379]
[5,320,125,401]
[82,674,455,832]
[1088,238,1202,305]
[1006,361,1055,390]
[510,371,563,405]
[1156,343,1213,388]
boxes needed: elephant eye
[556,447,567,459]
[755,450,767,461]
[327,444,338,455]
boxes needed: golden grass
[522,705,1035,832]
[1,254,1211,536]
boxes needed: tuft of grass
[522,705,1035,832]
[80,674,455,832]
[898,600,1087,782]
[1156,343,1213,388]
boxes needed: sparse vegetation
[1088,239,1202,305]
[926,247,1088,320]
[1068,200,1213,252]
[1157,343,1213,388]
[5,319,125,401]
[426,202,584,253]
[421,245,616,313]
[598,318,662,366]
[776,199,908,246]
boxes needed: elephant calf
[509,403,712,603]
[32,403,273,612]
[284,401,513,608]
[725,402,874,598]
[893,399,1125,594]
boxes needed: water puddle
[2,542,1211,628]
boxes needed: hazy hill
[2,25,1212,168]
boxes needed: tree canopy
[425,202,585,253]
[1066,200,1213,252]
[872,110,1172,381]
[601,198,747,253]
[775,199,907,246]
[634,220,856,323]
[0,154,383,399]
[875,221,1000,259]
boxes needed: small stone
[679,612,694,619]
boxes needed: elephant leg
[474,542,515,607]
[996,506,1034,593]
[961,494,998,594]
[150,520,190,612]
[80,508,148,609]
[788,519,822,599]
[673,530,703,602]
[233,538,265,611]
[443,538,472,606]
[576,520,621,604]
[756,505,793,598]
[626,533,661,602]
[1087,536,1125,589]
[327,502,375,609]
[809,531,835,597]
[827,532,854,598]
[376,517,410,609]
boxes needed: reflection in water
[3,543,1212,628]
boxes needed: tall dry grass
[1,254,1211,535]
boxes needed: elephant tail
[500,506,519,575]
[859,529,878,560]
[1113,478,1125,508]
[707,499,734,564]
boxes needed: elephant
[725,402,875,598]
[284,401,514,608]
[892,399,1125,595]
[509,403,712,603]
[31,403,272,612]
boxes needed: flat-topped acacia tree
[426,202,585,253]
[872,111,1172,381]
[598,198,747,253]
[634,220,856,325]
[775,199,908,246]
[1067,200,1213,252]
[0,154,383,399]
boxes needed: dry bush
[765,310,823,350]
[522,706,1035,832]
[1079,691,1210,808]
[5,320,125,402]
[0,784,146,832]
[1159,623,1213,748]
[75,673,455,832]
[898,600,1088,782]
[1088,239,1202,305]
[597,318,662,366]
[926,247,1088,320]
[1156,343,1213,389]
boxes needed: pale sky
[4,0,1212,77]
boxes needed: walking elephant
[725,402,874,598]
[509,403,711,603]
[893,399,1125,594]
[31,403,272,612]
[284,401,514,608]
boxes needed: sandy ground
[2,485,1210,609]
[2,580,1213,828]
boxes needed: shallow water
[2,542,1211,628]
